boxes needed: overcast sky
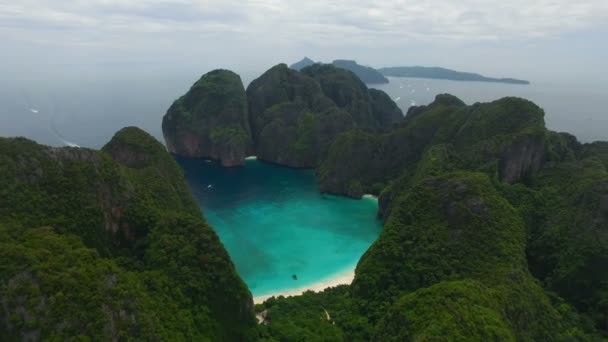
[1,0,608,83]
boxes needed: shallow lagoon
[177,157,382,298]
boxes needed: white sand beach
[253,268,355,304]
[245,156,258,160]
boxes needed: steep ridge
[162,69,252,167]
[0,127,256,340]
[256,95,607,340]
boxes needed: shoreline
[253,268,355,304]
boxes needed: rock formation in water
[162,69,252,167]
[0,127,256,340]
[164,64,403,168]
[246,63,353,167]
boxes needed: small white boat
[394,97,401,102]
[30,108,39,114]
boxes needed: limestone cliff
[246,63,353,167]
[162,69,252,167]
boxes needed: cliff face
[368,88,404,130]
[162,69,252,167]
[246,64,348,167]
[319,95,547,198]
[163,64,402,168]
[0,128,256,340]
[302,64,378,130]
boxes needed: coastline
[253,268,355,304]
[362,194,378,201]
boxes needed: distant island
[331,59,389,84]
[290,57,389,84]
[378,66,530,85]
[290,57,315,71]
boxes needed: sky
[1,0,608,83]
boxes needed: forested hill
[1,65,606,340]
[379,66,530,84]
[0,127,257,340]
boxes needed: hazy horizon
[1,1,608,85]
[2,0,608,147]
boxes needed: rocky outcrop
[162,69,252,167]
[164,64,402,168]
[302,64,378,130]
[246,64,346,167]
[369,89,404,130]
[319,95,548,198]
[498,134,545,183]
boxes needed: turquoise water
[176,157,382,297]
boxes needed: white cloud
[1,0,607,45]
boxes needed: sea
[178,156,381,297]
[1,68,606,297]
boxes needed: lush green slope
[514,138,608,332]
[301,63,400,131]
[246,63,351,167]
[162,69,252,166]
[245,63,402,168]
[0,127,256,340]
[2,87,606,340]
[257,95,606,341]
[379,66,530,84]
[318,95,546,198]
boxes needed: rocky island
[163,63,403,168]
[379,65,531,84]
[162,69,252,167]
[1,65,606,340]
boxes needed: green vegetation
[2,74,606,340]
[319,95,546,197]
[246,63,402,168]
[378,66,530,84]
[258,94,607,341]
[163,64,402,169]
[0,127,256,340]
[162,69,252,166]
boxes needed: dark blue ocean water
[177,157,382,297]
